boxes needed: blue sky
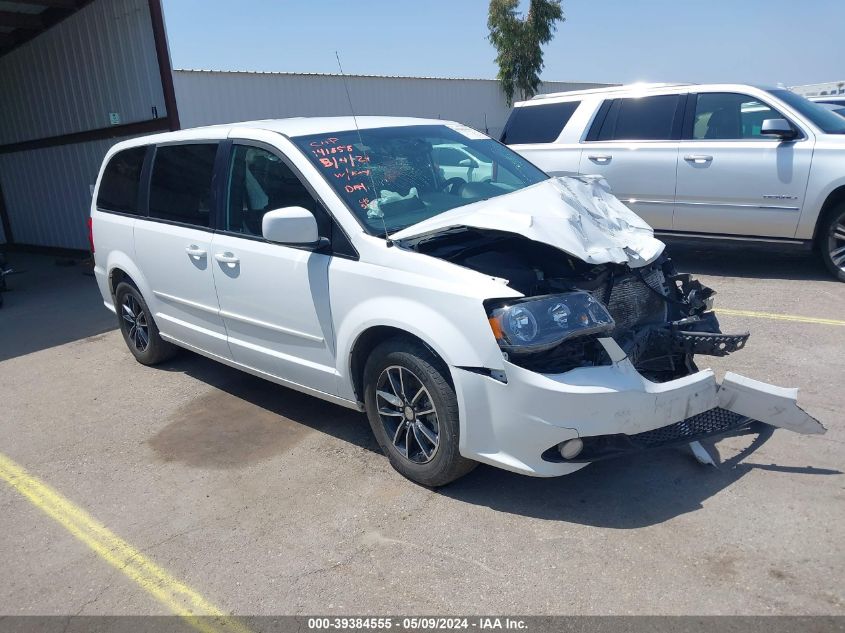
[161,0,842,86]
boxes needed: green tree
[488,0,565,106]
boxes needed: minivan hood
[391,176,665,267]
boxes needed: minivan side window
[691,92,783,140]
[500,100,581,144]
[225,145,318,236]
[149,143,218,227]
[596,94,681,141]
[96,146,147,215]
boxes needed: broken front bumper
[453,338,825,477]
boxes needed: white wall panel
[0,137,123,249]
[174,70,607,139]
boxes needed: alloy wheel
[121,294,150,353]
[375,365,440,464]
[828,211,845,273]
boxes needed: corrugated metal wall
[174,70,607,139]
[0,0,165,249]
[0,0,165,145]
[0,137,132,249]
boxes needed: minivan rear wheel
[114,282,177,365]
[363,339,476,487]
[820,203,845,282]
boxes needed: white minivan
[90,117,824,486]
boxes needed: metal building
[173,69,605,141]
[0,0,603,252]
[0,0,178,251]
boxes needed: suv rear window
[500,100,580,144]
[96,147,146,215]
[594,94,681,141]
[149,143,218,227]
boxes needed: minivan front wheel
[820,203,845,282]
[363,339,476,487]
[114,282,177,365]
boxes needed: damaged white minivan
[91,117,825,486]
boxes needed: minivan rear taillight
[87,217,95,253]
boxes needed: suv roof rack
[529,82,696,101]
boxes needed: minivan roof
[112,116,451,150]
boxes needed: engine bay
[405,227,750,380]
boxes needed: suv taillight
[87,217,95,253]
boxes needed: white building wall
[0,138,128,249]
[174,70,607,140]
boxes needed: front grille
[542,408,752,463]
[588,267,668,334]
[632,408,746,447]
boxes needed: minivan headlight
[485,292,615,354]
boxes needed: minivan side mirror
[760,118,799,140]
[262,206,319,246]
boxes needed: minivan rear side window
[500,100,580,144]
[595,94,681,141]
[96,146,147,215]
[149,143,218,227]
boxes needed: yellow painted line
[0,453,250,633]
[717,308,845,327]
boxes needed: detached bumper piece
[541,371,826,465]
[544,408,750,463]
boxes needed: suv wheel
[820,203,845,282]
[363,339,476,487]
[114,281,177,365]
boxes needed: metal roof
[174,67,600,85]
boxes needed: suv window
[692,92,783,139]
[432,146,468,167]
[96,147,146,214]
[500,100,580,144]
[596,94,681,141]
[149,143,218,227]
[225,145,318,236]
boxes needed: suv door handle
[214,252,240,265]
[684,154,713,164]
[185,245,207,258]
[588,154,612,164]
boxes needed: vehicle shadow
[441,425,840,528]
[661,239,833,282]
[154,351,381,463]
[152,351,840,526]
[0,253,117,362]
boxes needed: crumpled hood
[392,176,665,267]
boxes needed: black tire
[818,203,845,282]
[363,338,476,487]
[114,281,177,365]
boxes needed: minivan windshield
[292,124,549,236]
[768,89,845,134]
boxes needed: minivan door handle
[185,245,207,258]
[684,154,713,164]
[214,252,240,265]
[588,154,612,164]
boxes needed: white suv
[90,117,824,486]
[503,83,845,280]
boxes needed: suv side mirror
[262,206,319,246]
[760,118,799,140]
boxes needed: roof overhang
[0,0,93,58]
